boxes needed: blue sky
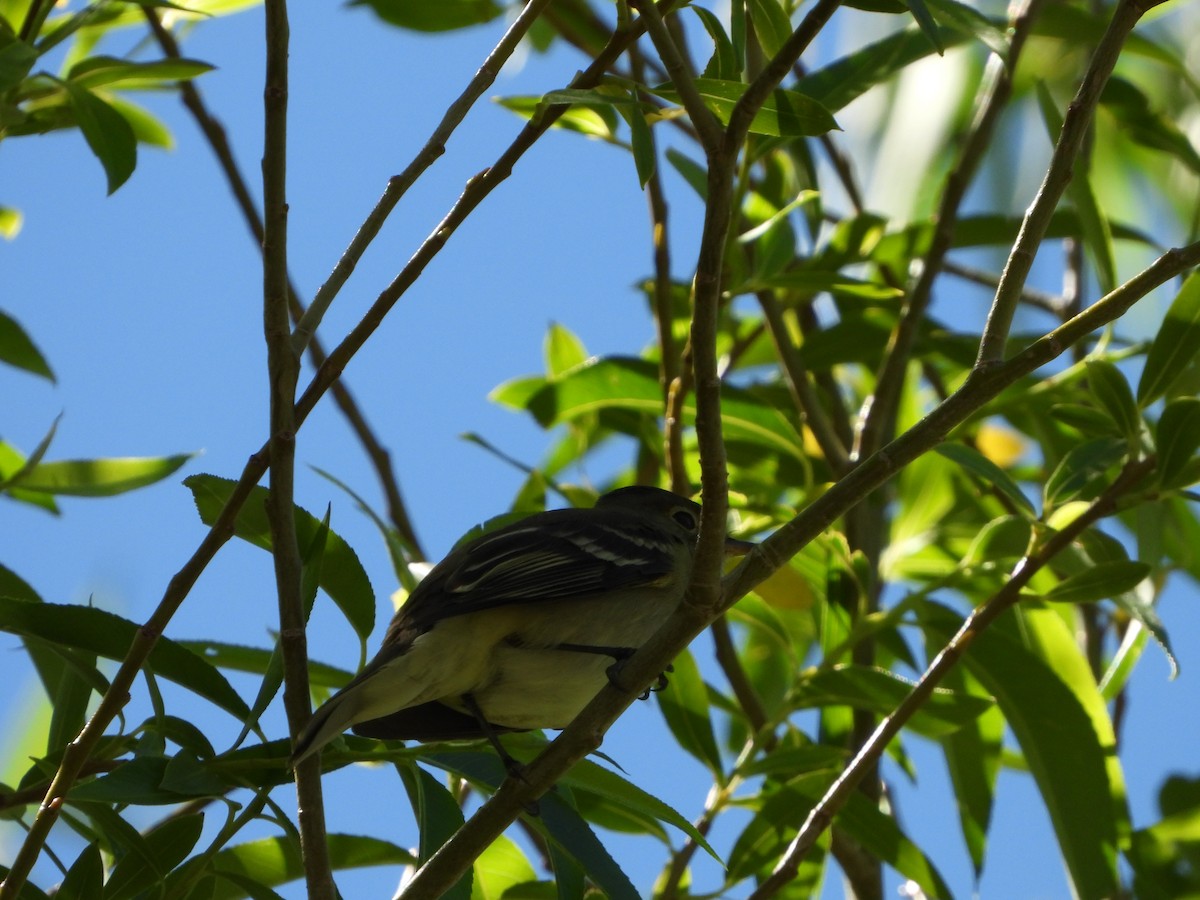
[2,2,1198,897]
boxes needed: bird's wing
[397,514,682,632]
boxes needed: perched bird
[291,485,751,766]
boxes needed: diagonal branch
[857,0,1045,458]
[748,455,1155,896]
[977,0,1158,363]
[144,9,424,554]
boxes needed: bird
[290,485,752,767]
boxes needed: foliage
[3,0,1200,898]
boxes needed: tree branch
[858,0,1044,458]
[748,455,1155,896]
[977,0,1154,363]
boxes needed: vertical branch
[259,3,333,898]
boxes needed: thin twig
[631,0,724,152]
[725,240,1200,605]
[725,0,842,150]
[977,0,1158,363]
[749,456,1155,896]
[944,259,1069,316]
[0,11,688,894]
[858,0,1044,458]
[757,290,850,472]
[143,9,425,554]
[290,0,558,355]
[388,240,1199,900]
[259,4,334,897]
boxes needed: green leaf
[624,96,656,188]
[63,81,136,194]
[1043,437,1128,509]
[1139,272,1200,407]
[1035,84,1116,295]
[0,598,249,721]
[1156,397,1200,489]
[795,25,972,114]
[665,147,708,200]
[13,453,191,496]
[692,6,739,81]
[349,0,502,31]
[56,843,104,900]
[497,92,621,141]
[920,600,1126,899]
[940,664,1003,877]
[428,748,718,862]
[68,55,213,89]
[936,441,1035,515]
[0,308,54,380]
[649,78,839,137]
[656,648,722,775]
[1041,561,1151,604]
[104,813,204,900]
[0,33,37,92]
[0,206,22,240]
[1085,360,1140,443]
[199,835,413,898]
[795,665,994,738]
[738,268,903,302]
[545,322,588,379]
[745,0,791,58]
[1101,76,1200,175]
[471,833,537,899]
[561,760,720,863]
[819,778,955,899]
[177,640,351,689]
[534,790,639,900]
[185,474,375,641]
[398,762,472,900]
[104,94,173,148]
[904,0,944,53]
[497,356,806,461]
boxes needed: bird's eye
[672,509,698,531]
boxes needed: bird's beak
[724,536,756,557]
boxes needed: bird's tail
[290,684,361,767]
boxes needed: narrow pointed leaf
[0,310,54,380]
[1138,272,1200,406]
[185,474,375,640]
[0,598,248,720]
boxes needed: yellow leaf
[976,423,1025,467]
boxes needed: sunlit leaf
[1138,272,1200,407]
[692,6,739,81]
[0,206,24,240]
[649,78,839,137]
[920,600,1125,899]
[1040,561,1151,605]
[13,453,191,496]
[1085,360,1140,444]
[794,665,995,738]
